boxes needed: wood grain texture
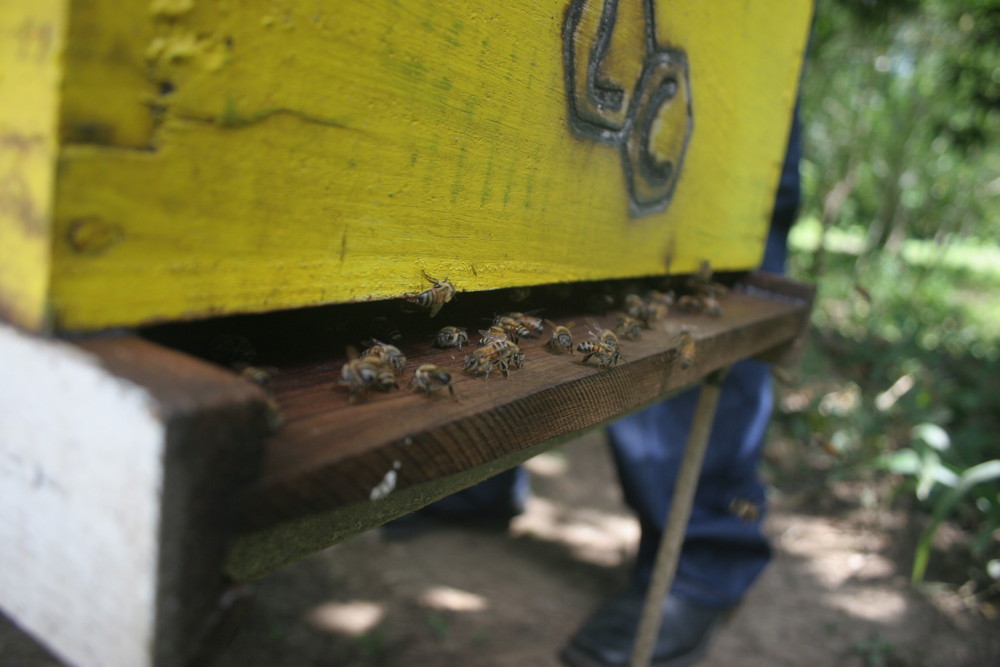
[0,328,270,667]
[224,272,814,579]
[75,336,272,667]
[0,0,812,331]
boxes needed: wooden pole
[629,369,729,667]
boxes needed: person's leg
[561,107,801,666]
[421,466,530,520]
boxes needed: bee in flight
[361,340,406,373]
[545,320,575,354]
[404,271,456,317]
[728,498,761,523]
[410,364,458,401]
[434,326,469,350]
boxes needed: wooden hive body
[2,0,811,332]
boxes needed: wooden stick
[629,368,729,667]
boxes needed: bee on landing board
[369,317,403,345]
[338,356,397,402]
[464,337,523,378]
[361,340,407,373]
[676,331,696,369]
[615,315,643,340]
[545,320,575,355]
[503,312,545,338]
[338,345,398,403]
[434,326,469,350]
[479,325,510,345]
[404,271,456,317]
[410,364,458,401]
[577,329,622,369]
[493,315,530,343]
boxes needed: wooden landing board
[216,272,814,580]
[1,0,813,331]
[0,329,269,667]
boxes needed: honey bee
[624,294,667,328]
[434,326,469,350]
[545,320,575,354]
[729,498,761,523]
[361,340,406,373]
[586,291,617,315]
[410,364,458,400]
[404,271,456,317]
[503,312,545,338]
[577,329,622,368]
[479,326,510,345]
[464,338,522,378]
[700,296,723,317]
[369,317,403,345]
[615,315,643,340]
[685,260,729,299]
[237,364,272,387]
[676,331,695,369]
[210,333,257,365]
[338,355,398,402]
[648,289,675,308]
[493,315,530,342]
[677,294,702,313]
[677,295,722,317]
[463,345,508,378]
[507,286,532,303]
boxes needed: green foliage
[803,0,1000,252]
[786,0,1000,593]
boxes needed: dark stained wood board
[212,272,813,579]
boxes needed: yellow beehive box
[0,0,812,332]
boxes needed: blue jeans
[431,113,801,609]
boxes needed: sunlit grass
[789,217,1000,357]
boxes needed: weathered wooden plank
[0,328,270,667]
[0,0,812,332]
[222,272,813,579]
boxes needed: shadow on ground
[2,431,997,667]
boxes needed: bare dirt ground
[3,430,998,667]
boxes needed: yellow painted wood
[0,0,65,330]
[2,0,813,331]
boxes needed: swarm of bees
[330,264,729,404]
[404,271,456,317]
